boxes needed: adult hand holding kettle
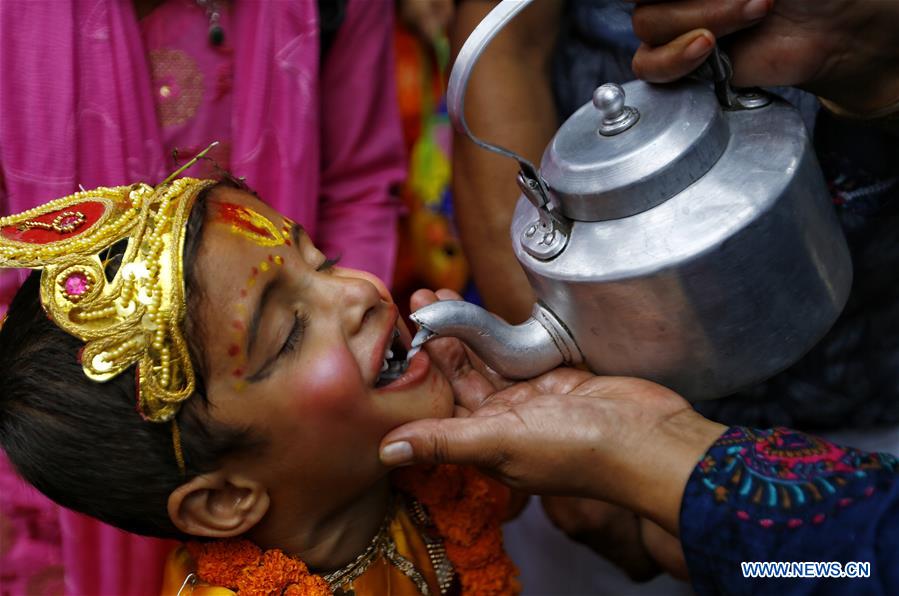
[630,0,899,118]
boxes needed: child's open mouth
[375,329,410,388]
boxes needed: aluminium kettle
[410,0,852,401]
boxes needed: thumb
[379,417,506,469]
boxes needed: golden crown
[0,174,215,422]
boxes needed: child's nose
[329,268,388,332]
[337,268,392,303]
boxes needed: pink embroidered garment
[0,1,404,594]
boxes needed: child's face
[192,187,454,509]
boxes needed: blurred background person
[392,0,473,319]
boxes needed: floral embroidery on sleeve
[694,427,896,529]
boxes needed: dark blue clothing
[552,0,636,120]
[682,426,899,595]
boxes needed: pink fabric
[0,1,405,594]
[140,0,235,170]
[0,457,65,595]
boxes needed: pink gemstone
[759,519,774,528]
[736,510,750,521]
[60,215,80,227]
[64,272,89,296]
[787,518,803,529]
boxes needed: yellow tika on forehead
[0,176,216,422]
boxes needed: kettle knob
[593,83,640,136]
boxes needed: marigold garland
[394,464,520,596]
[187,465,519,595]
[186,540,331,596]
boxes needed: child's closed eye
[316,256,340,272]
[281,312,310,356]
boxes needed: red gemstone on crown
[64,272,90,297]
[52,211,87,233]
[60,215,81,228]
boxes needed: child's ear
[167,472,270,538]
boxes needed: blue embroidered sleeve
[680,426,899,595]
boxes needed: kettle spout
[409,300,582,379]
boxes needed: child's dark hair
[0,181,265,539]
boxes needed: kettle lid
[541,79,729,222]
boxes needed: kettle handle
[447,0,541,179]
[696,47,773,110]
[447,0,569,256]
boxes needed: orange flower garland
[185,540,331,596]
[187,465,519,595]
[393,465,520,596]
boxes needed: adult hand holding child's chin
[381,289,726,540]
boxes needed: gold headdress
[0,161,217,423]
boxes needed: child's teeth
[385,348,394,359]
[406,346,420,362]
[381,360,389,372]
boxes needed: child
[0,171,517,595]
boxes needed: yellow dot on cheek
[274,255,283,266]
[260,261,270,272]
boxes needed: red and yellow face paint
[281,218,295,246]
[228,254,286,392]
[212,202,285,247]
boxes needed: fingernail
[743,0,770,21]
[380,441,414,466]
[683,34,713,61]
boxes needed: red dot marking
[227,344,240,357]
